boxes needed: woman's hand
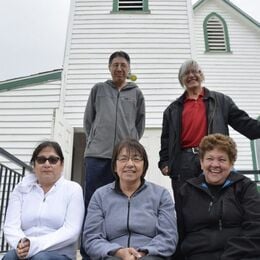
[128,247,146,259]
[115,247,145,260]
[16,238,30,259]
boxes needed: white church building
[0,0,259,191]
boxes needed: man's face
[109,57,130,86]
[182,67,203,90]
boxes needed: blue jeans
[81,157,115,259]
[3,249,71,260]
[83,157,115,212]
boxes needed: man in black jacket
[158,59,260,259]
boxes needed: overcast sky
[0,0,71,81]
[0,0,259,81]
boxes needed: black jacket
[179,172,260,260]
[158,88,260,177]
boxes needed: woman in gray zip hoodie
[82,139,178,260]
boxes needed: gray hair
[178,59,205,87]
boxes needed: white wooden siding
[0,81,61,165]
[194,0,260,169]
[62,0,193,128]
[140,128,172,193]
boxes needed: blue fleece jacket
[83,181,178,259]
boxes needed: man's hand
[161,166,169,176]
[16,238,30,259]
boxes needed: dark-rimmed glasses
[35,156,60,165]
[117,156,143,164]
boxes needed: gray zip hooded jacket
[83,181,178,259]
[84,80,145,158]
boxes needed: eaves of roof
[0,69,62,92]
[193,0,260,28]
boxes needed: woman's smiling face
[200,148,234,185]
[34,146,64,188]
[114,147,144,185]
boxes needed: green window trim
[203,12,231,53]
[112,0,150,13]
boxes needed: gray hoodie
[83,181,178,259]
[84,80,145,158]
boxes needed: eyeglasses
[117,156,143,163]
[184,69,200,76]
[35,156,60,165]
[111,63,128,69]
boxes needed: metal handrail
[0,147,32,172]
[0,147,32,253]
[238,170,260,182]
[238,170,260,192]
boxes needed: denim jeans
[3,249,71,260]
[83,157,115,213]
[80,157,115,259]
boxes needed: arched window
[112,0,149,13]
[203,12,231,52]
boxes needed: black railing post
[0,147,32,253]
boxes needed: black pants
[171,151,202,260]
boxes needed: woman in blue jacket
[82,138,178,260]
[179,134,260,260]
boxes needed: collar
[106,80,137,90]
[176,87,212,105]
[17,174,64,193]
[187,171,244,191]
[111,179,147,195]
[184,87,205,101]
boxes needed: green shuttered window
[204,12,231,52]
[112,0,149,13]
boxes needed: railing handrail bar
[0,147,32,172]
[238,170,260,182]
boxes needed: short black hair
[111,138,148,181]
[30,141,64,166]
[109,51,131,65]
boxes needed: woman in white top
[3,141,84,260]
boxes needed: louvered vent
[207,16,227,51]
[118,0,143,11]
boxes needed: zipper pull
[208,201,213,212]
[219,219,222,231]
[219,200,223,231]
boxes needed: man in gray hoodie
[83,50,145,217]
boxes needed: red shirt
[181,89,207,148]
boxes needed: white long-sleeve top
[4,174,84,260]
